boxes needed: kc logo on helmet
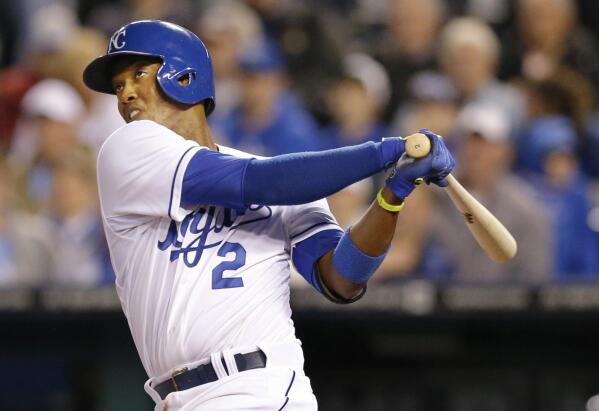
[109,28,127,51]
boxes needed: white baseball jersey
[97,120,340,379]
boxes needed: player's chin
[119,112,134,123]
[123,114,145,123]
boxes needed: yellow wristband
[376,189,405,212]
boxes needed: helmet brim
[83,51,162,95]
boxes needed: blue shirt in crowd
[533,173,599,279]
[211,92,322,156]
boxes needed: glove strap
[376,189,405,213]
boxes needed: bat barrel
[445,175,517,263]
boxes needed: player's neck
[169,105,218,151]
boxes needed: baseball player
[83,20,455,410]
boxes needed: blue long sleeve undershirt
[181,142,385,209]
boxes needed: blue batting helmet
[83,20,215,115]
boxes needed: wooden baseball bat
[404,133,518,263]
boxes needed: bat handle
[404,133,432,159]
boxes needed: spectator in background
[46,146,113,287]
[500,0,599,90]
[438,17,525,135]
[55,27,123,151]
[517,70,597,177]
[426,104,550,283]
[533,123,599,279]
[375,0,444,122]
[523,68,599,180]
[0,155,52,287]
[517,76,578,175]
[10,79,84,211]
[0,65,38,150]
[196,0,264,123]
[0,3,78,149]
[210,39,321,156]
[16,3,78,79]
[244,0,344,121]
[518,84,599,278]
[320,53,390,149]
[390,70,459,141]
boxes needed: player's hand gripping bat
[403,133,518,263]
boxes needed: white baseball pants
[146,342,317,410]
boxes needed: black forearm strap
[315,266,367,305]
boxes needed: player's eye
[135,70,147,79]
[114,83,123,93]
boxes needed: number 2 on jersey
[212,242,246,289]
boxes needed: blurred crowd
[0,0,598,289]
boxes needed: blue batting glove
[418,129,455,187]
[377,137,406,169]
[385,129,455,199]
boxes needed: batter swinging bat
[404,133,518,263]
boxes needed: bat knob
[405,133,431,159]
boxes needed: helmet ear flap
[157,67,203,105]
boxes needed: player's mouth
[128,109,141,120]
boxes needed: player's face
[111,57,184,125]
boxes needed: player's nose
[120,80,138,103]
